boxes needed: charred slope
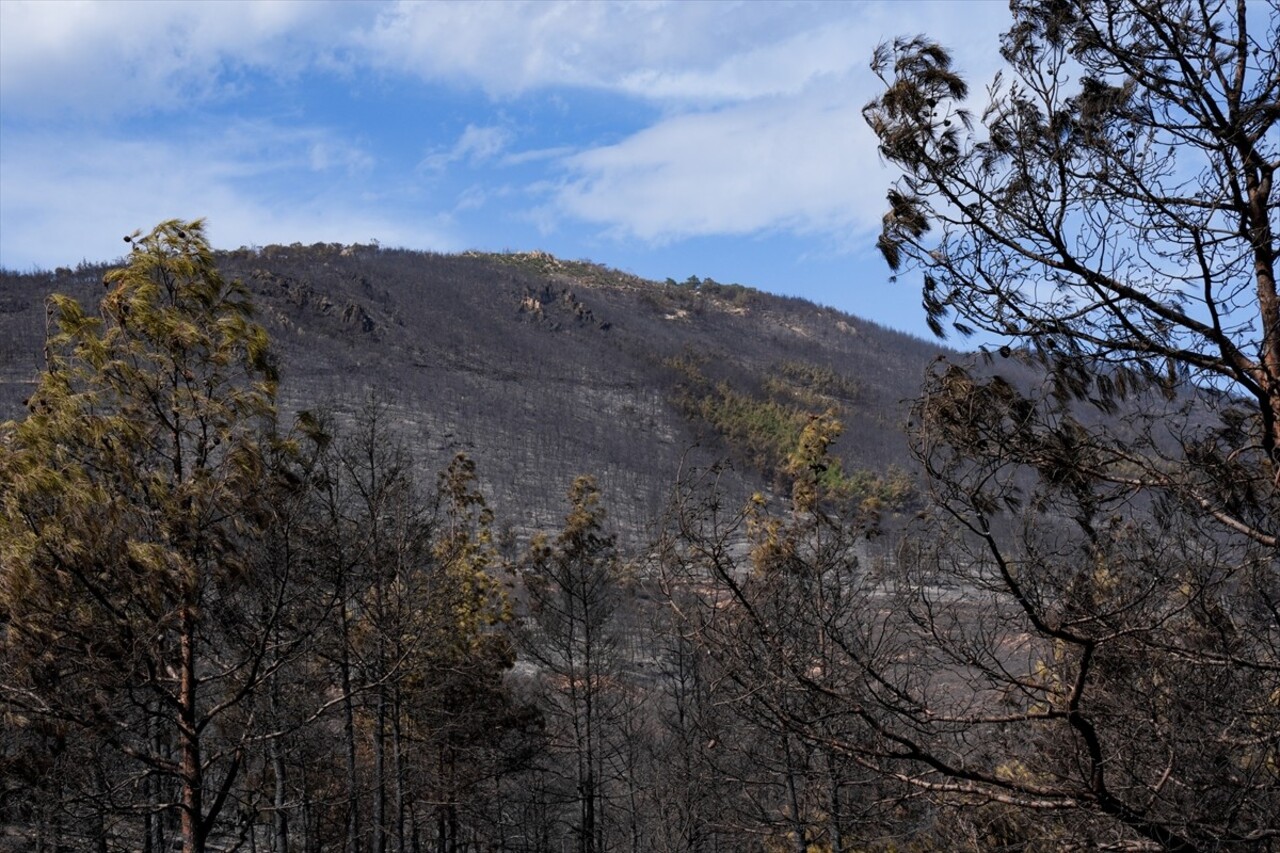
[1,244,952,537]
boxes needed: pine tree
[522,477,627,853]
[1,219,281,853]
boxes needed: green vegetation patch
[663,275,763,309]
[665,353,913,511]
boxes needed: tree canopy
[864,0,1278,515]
[1,219,282,853]
[666,1,1277,850]
[852,0,1278,847]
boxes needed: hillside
[1,243,950,537]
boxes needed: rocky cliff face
[1,245,952,539]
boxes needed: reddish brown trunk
[1260,285,1280,486]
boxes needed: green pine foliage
[1,219,283,853]
[2,217,278,672]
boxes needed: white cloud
[357,1,1009,105]
[0,124,456,269]
[500,145,576,167]
[419,124,514,172]
[349,0,1014,246]
[455,183,516,213]
[0,0,360,118]
[0,0,850,112]
[530,1,1012,245]
[307,139,377,175]
[614,18,866,102]
[0,0,1017,263]
[1,0,1011,117]
[548,79,884,243]
[359,0,856,100]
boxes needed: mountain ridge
[1,243,953,539]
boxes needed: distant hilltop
[2,244,950,539]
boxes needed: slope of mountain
[1,243,952,538]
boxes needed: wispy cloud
[528,1,1011,245]
[1,0,1014,285]
[307,138,377,175]
[0,122,455,269]
[0,0,363,120]
[548,79,882,244]
[355,1,1008,104]
[419,124,514,173]
[357,1,862,100]
[499,147,576,170]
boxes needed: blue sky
[0,0,1012,338]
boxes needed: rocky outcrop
[516,283,605,331]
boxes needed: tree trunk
[825,752,843,853]
[373,681,387,853]
[392,685,406,853]
[782,735,807,853]
[179,608,206,853]
[300,762,313,853]
[341,609,362,853]
[146,711,167,853]
[271,732,289,853]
